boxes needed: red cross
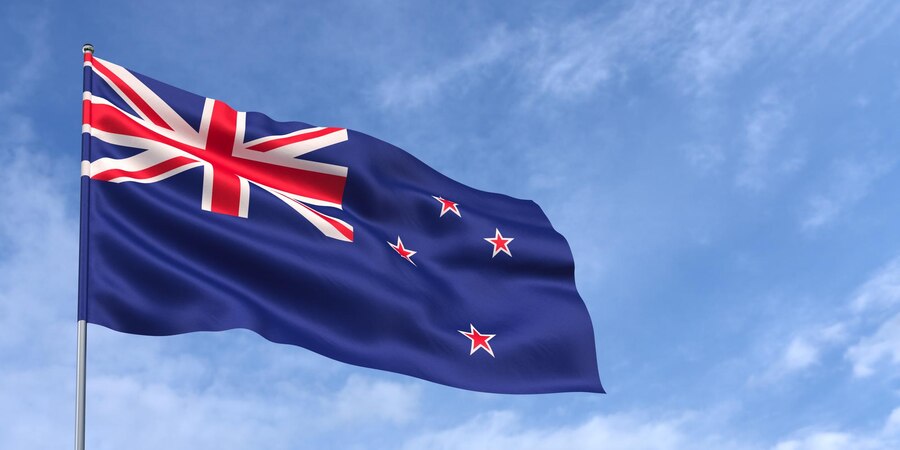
[90,100,347,217]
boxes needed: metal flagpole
[75,42,94,450]
[75,319,87,450]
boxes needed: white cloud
[772,406,900,450]
[87,374,296,450]
[772,432,854,450]
[756,257,900,382]
[801,157,895,231]
[331,374,422,425]
[886,407,900,435]
[736,90,798,190]
[851,257,900,312]
[844,258,900,377]
[0,14,82,449]
[375,0,900,110]
[804,1,900,56]
[675,0,899,94]
[684,143,725,172]
[846,313,900,377]
[402,410,738,450]
[375,2,689,107]
[0,147,75,351]
[676,2,788,95]
[0,14,47,110]
[781,337,819,371]
[773,432,857,450]
[753,323,848,383]
[78,369,420,450]
[376,27,518,109]
[404,406,900,450]
[0,12,73,361]
[524,2,683,99]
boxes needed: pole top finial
[82,43,94,54]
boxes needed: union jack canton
[83,56,353,241]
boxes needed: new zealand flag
[78,52,604,394]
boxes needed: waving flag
[78,52,604,394]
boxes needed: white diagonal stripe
[255,183,352,242]
[242,126,327,148]
[89,96,206,149]
[89,136,192,176]
[270,189,342,209]
[243,128,348,161]
[232,119,348,177]
[94,57,198,138]
[232,146,349,177]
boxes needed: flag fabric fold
[79,53,604,394]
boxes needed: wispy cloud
[79,364,423,449]
[801,157,896,231]
[670,0,899,95]
[851,258,900,312]
[375,2,688,108]
[332,374,422,425]
[375,0,900,110]
[843,258,900,377]
[376,27,518,109]
[684,143,725,172]
[846,314,900,377]
[675,2,793,95]
[735,90,799,190]
[0,13,47,110]
[0,10,47,146]
[0,11,68,356]
[404,405,900,450]
[523,2,685,100]
[752,323,848,383]
[772,406,900,450]
[754,257,900,383]
[402,409,747,450]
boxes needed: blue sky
[2,0,900,448]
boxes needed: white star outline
[387,236,418,266]
[458,324,496,357]
[432,195,461,218]
[484,228,514,257]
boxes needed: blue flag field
[78,52,603,394]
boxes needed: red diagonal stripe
[92,58,172,131]
[91,103,197,151]
[247,127,344,152]
[237,159,347,205]
[92,156,197,181]
[294,200,354,241]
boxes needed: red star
[458,324,496,357]
[484,228,514,257]
[432,196,461,217]
[387,236,417,266]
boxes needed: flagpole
[75,319,87,450]
[75,42,94,450]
